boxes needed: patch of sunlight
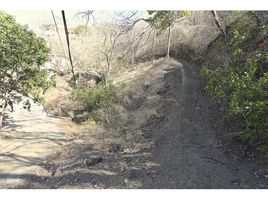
[144,161,160,167]
[87,169,117,176]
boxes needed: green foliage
[147,11,191,35]
[72,83,128,130]
[261,24,268,36]
[202,57,268,149]
[202,13,268,152]
[0,11,53,111]
[72,84,119,112]
[229,30,246,61]
[257,144,268,154]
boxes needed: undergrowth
[72,83,128,132]
[201,13,268,153]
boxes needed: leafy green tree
[0,11,53,127]
[147,11,191,57]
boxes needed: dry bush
[44,75,83,117]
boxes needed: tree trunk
[151,33,155,59]
[132,33,143,66]
[0,114,3,129]
[210,11,227,39]
[131,48,135,66]
[131,31,135,66]
[104,53,111,87]
[103,75,107,87]
[0,104,6,129]
[0,99,7,129]
[167,26,172,58]
[62,10,76,86]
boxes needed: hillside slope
[16,58,266,189]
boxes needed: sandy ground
[0,100,77,188]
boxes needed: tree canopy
[0,12,53,115]
[147,11,191,34]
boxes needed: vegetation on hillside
[201,13,268,153]
[1,10,267,155]
[42,11,268,154]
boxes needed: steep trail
[0,100,77,188]
[140,59,267,188]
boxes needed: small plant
[261,24,268,36]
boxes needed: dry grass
[111,59,162,84]
[44,75,82,117]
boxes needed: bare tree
[115,11,155,64]
[100,24,126,86]
[75,10,95,34]
[167,25,172,58]
[146,11,191,58]
[210,11,227,39]
[51,10,67,59]
[124,24,153,65]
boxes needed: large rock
[84,156,103,166]
[76,72,103,87]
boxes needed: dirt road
[0,101,75,188]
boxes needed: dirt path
[0,101,76,188]
[140,59,267,188]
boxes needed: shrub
[201,13,268,153]
[72,83,129,132]
[202,55,268,144]
[72,84,119,112]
